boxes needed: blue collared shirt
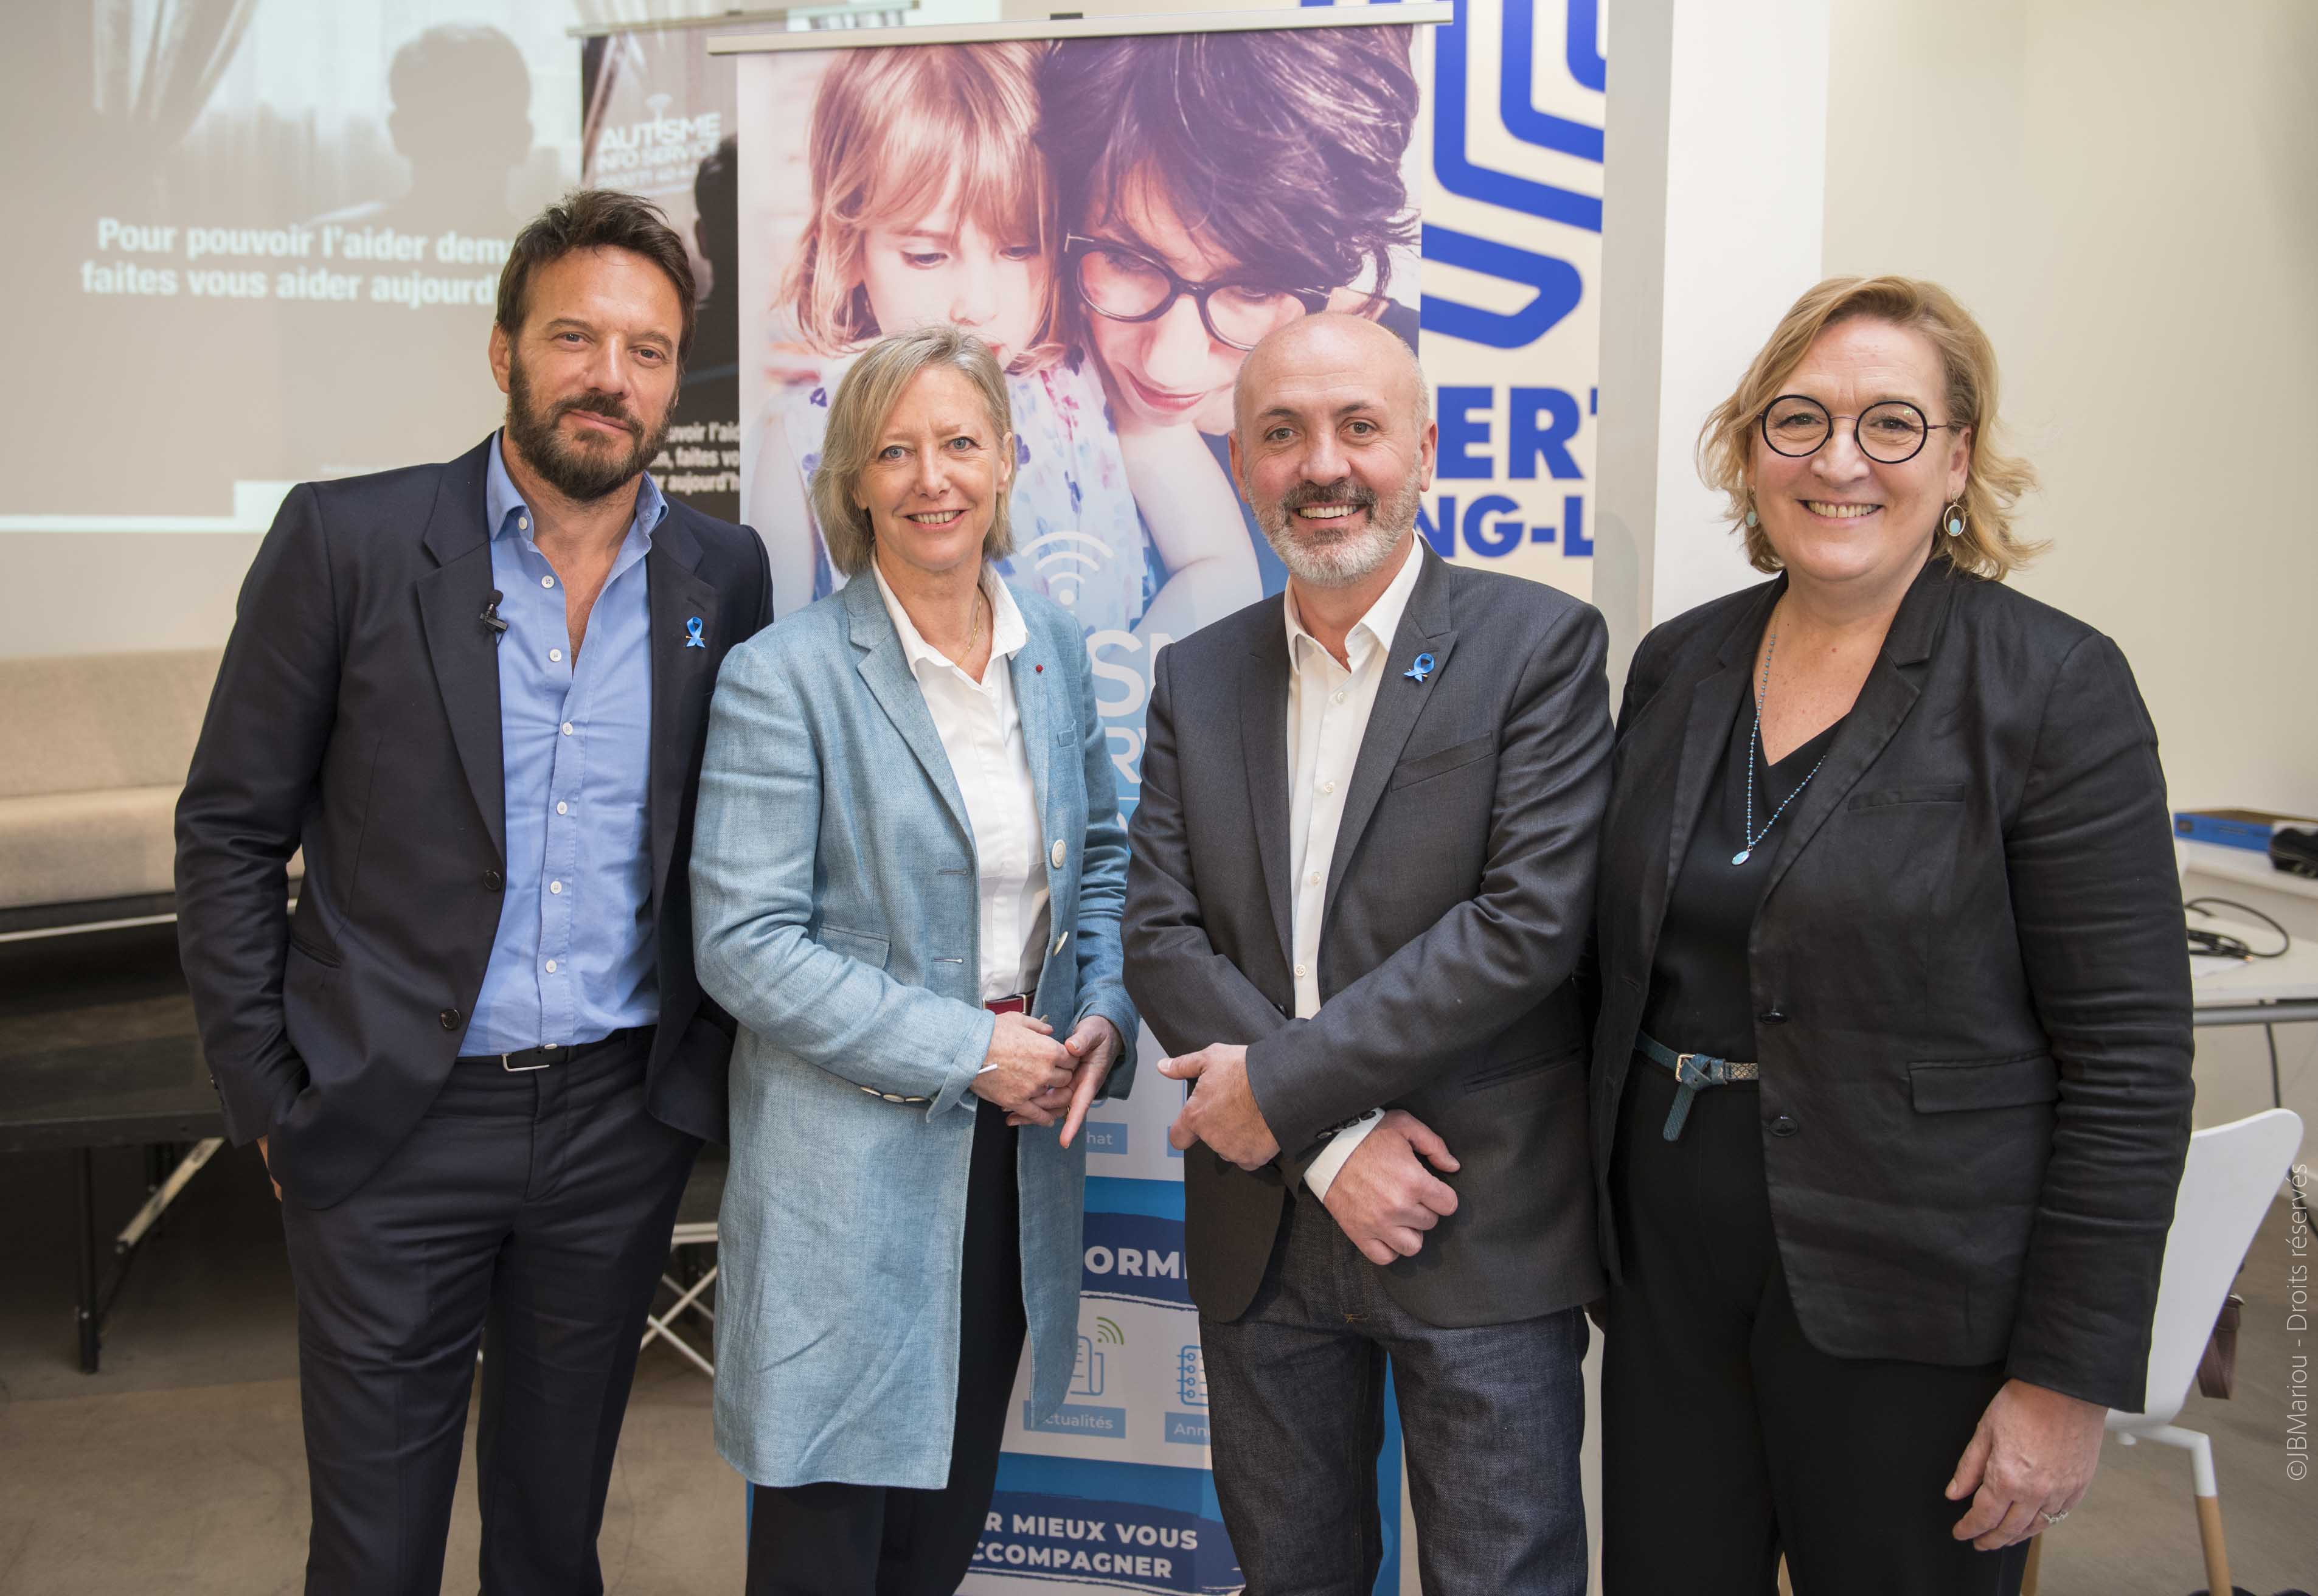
[460,433,665,1055]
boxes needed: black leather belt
[457,1025,650,1072]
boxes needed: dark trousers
[278,1028,699,1596]
[746,1098,1026,1596]
[1603,1058,2030,1596]
[1197,1193,1589,1596]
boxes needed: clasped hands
[969,1010,1119,1147]
[1159,1045,1460,1267]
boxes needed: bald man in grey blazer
[1122,315,1612,1595]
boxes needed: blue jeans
[1198,1193,1589,1595]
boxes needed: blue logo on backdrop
[1081,1212,1191,1308]
[1421,0,1601,347]
[1310,0,1604,573]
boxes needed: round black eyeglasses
[1064,234,1332,353]
[1758,394,1965,465]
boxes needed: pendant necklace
[1734,618,1830,866]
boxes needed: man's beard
[1255,466,1424,588]
[504,355,669,503]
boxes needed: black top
[1638,676,1846,1063]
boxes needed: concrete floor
[0,923,745,1593]
[5,1146,2311,1594]
[0,926,2311,1593]
[0,1141,749,1594]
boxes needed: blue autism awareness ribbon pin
[685,617,706,648]
[1404,652,1435,684]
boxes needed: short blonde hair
[1698,276,2041,580]
[812,325,1016,578]
[780,42,1060,372]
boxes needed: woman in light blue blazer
[690,325,1138,1596]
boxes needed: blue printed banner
[737,5,1600,1590]
[1163,1412,1210,1447]
[1027,1403,1130,1440]
[968,1466,1241,1595]
[1080,1211,1192,1310]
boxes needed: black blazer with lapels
[1588,552,2192,1413]
[176,436,772,1209]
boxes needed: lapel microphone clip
[481,590,508,642]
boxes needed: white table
[2191,918,2318,1021]
[2190,917,2318,1108]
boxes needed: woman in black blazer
[1591,277,2192,1596]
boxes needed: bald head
[1227,311,1437,592]
[1233,311,1429,439]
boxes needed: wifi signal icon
[1022,530,1112,609]
[1094,1316,1126,1347]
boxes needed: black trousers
[279,1028,699,1596]
[1601,1058,2029,1596]
[746,1098,1026,1596]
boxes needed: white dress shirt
[1282,538,1428,1198]
[873,561,1049,1000]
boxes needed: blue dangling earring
[1744,501,1760,529]
[1943,501,1967,538]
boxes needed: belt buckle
[502,1043,557,1074]
[1672,1050,1704,1087]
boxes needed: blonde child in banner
[751,41,1234,636]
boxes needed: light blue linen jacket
[692,572,1138,1490]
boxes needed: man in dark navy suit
[176,189,772,1596]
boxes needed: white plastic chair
[2101,1108,2303,1596]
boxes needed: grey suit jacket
[1125,548,1612,1327]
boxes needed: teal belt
[1637,1033,1760,1142]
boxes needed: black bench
[0,1030,224,1372]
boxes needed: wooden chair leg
[2194,1491,2230,1596]
[1776,1556,1794,1596]
[2021,1530,2042,1595]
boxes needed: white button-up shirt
[1282,539,1427,1198]
[873,561,1050,1001]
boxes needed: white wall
[1596,0,1830,702]
[1822,0,2317,816]
[1823,0,2318,1130]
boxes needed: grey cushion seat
[0,647,297,915]
[0,786,187,911]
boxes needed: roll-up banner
[577,7,917,528]
[581,23,746,525]
[717,2,1604,1587]
[718,3,1600,1589]
[724,9,1363,1594]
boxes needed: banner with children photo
[730,14,1434,1594]
[734,18,1427,794]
